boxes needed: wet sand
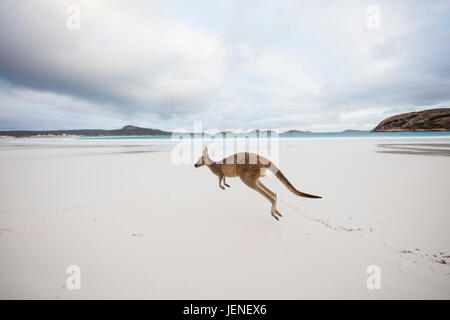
[377,143,450,156]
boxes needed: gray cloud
[0,0,449,131]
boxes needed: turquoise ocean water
[78,131,450,140]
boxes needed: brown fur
[195,147,321,220]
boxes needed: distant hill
[0,125,171,138]
[373,108,450,132]
[283,130,311,135]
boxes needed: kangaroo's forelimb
[218,176,231,189]
[218,175,225,190]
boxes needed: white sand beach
[0,137,449,299]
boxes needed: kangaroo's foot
[220,186,225,190]
[271,208,282,220]
[224,183,231,188]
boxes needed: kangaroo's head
[194,147,210,168]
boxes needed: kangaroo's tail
[268,164,322,199]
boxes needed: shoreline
[2,130,450,140]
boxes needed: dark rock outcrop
[372,108,450,132]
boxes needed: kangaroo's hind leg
[223,177,231,188]
[257,180,282,218]
[240,174,279,221]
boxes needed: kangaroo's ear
[203,146,208,156]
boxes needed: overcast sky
[0,0,449,132]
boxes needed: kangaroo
[194,147,321,220]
